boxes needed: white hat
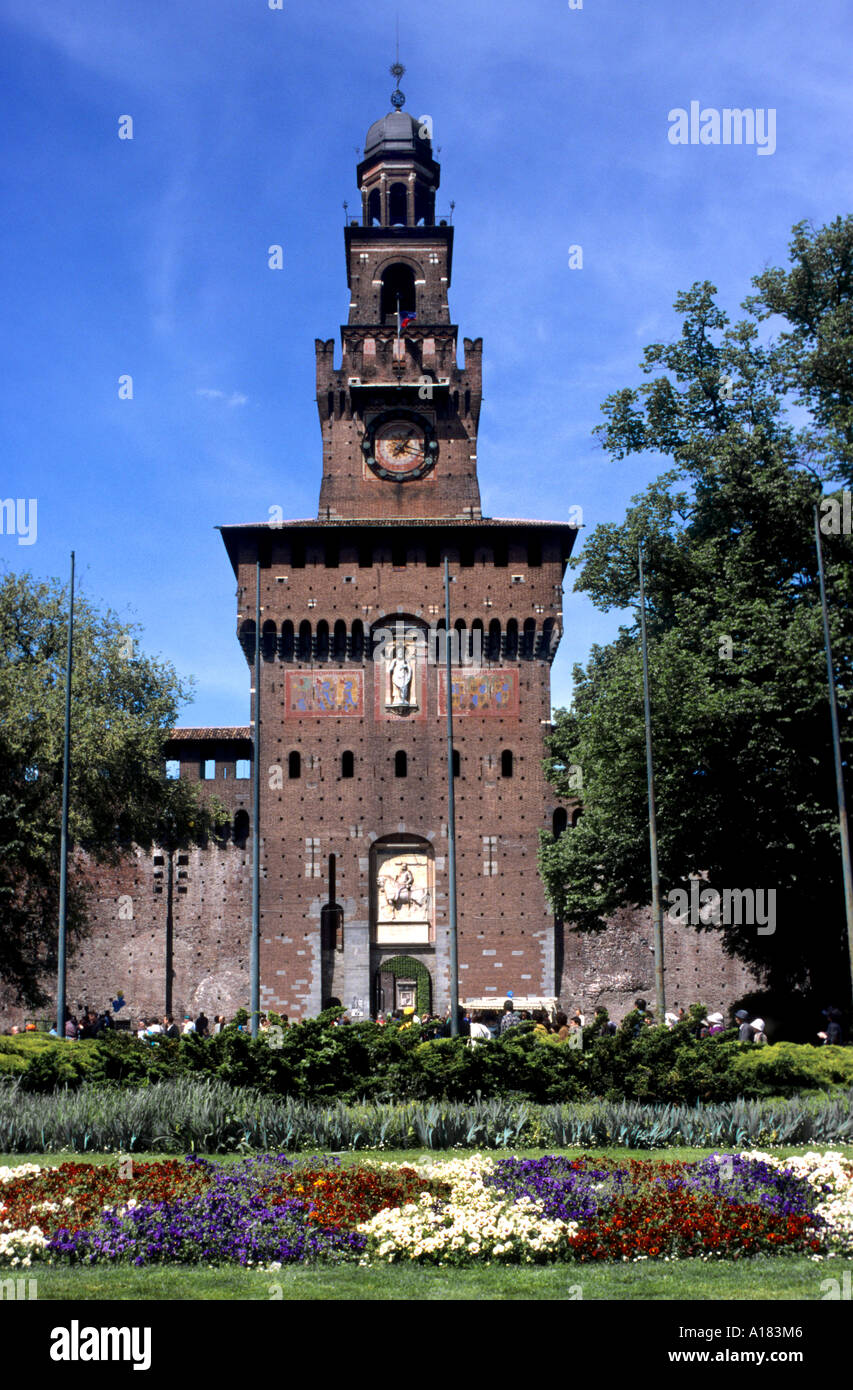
[750,1018,765,1031]
[707,1012,724,1024]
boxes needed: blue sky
[1,0,850,725]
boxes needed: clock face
[374,420,426,476]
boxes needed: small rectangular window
[165,760,180,781]
[235,759,250,779]
[203,759,216,780]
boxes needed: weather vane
[390,60,406,110]
[390,15,406,110]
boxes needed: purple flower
[46,1153,365,1267]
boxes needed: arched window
[351,619,365,661]
[333,619,347,661]
[262,619,278,661]
[571,808,584,828]
[395,750,408,778]
[553,808,568,837]
[321,902,343,952]
[367,187,381,226]
[505,618,519,659]
[454,618,467,663]
[380,263,416,325]
[414,184,433,226]
[452,748,460,778]
[341,750,354,778]
[432,617,448,664]
[501,749,513,778]
[388,182,408,226]
[315,619,329,661]
[522,618,537,659]
[471,618,484,665]
[288,751,301,779]
[239,619,256,663]
[488,618,502,662]
[281,620,295,662]
[542,616,555,660]
[233,809,250,848]
[298,620,312,661]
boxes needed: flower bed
[1,1150,851,1269]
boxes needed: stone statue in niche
[389,645,413,705]
[385,636,419,712]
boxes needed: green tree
[0,570,227,1006]
[539,218,853,1012]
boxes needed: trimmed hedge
[1,1014,850,1104]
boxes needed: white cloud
[196,388,248,407]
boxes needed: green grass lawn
[4,1146,850,1301]
[3,1143,852,1167]
[22,1255,834,1301]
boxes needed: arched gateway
[372,835,434,1014]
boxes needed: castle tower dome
[357,73,440,228]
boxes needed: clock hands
[392,431,418,456]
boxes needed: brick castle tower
[218,84,577,1019]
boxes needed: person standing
[498,999,521,1034]
[468,1012,491,1046]
[820,1008,843,1046]
[734,1009,752,1041]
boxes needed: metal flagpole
[56,551,75,1038]
[813,504,853,1004]
[638,543,666,1021]
[250,559,261,1039]
[444,558,460,1036]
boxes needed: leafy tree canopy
[0,570,227,1006]
[539,217,853,1007]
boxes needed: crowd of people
[5,999,846,1046]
